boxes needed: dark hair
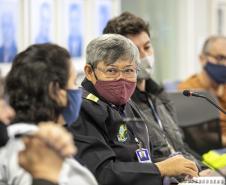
[5,43,71,124]
[103,12,150,37]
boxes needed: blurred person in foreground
[70,34,199,185]
[19,122,76,185]
[0,73,15,147]
[178,36,226,146]
[103,12,209,174]
[0,109,77,185]
[0,43,97,185]
[0,76,77,185]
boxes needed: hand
[19,122,76,183]
[155,155,199,177]
[36,122,77,157]
[199,169,213,176]
[0,99,15,125]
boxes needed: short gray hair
[86,34,140,68]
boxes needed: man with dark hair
[178,36,226,146]
[103,12,207,171]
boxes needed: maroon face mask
[94,79,136,105]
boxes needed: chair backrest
[163,80,181,92]
[168,91,222,155]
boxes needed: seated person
[103,12,205,168]
[0,43,97,185]
[70,34,198,185]
[178,36,226,145]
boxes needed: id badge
[135,148,152,163]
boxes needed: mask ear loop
[89,64,99,81]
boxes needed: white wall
[122,0,179,82]
[122,0,223,83]
[177,0,213,81]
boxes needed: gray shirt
[0,123,98,185]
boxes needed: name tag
[135,148,152,163]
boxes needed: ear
[84,64,97,84]
[48,82,67,107]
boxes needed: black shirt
[0,123,8,147]
[70,78,162,185]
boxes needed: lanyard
[147,96,164,130]
[118,109,143,149]
[146,95,175,153]
[117,105,152,163]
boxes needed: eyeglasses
[205,52,226,65]
[95,66,138,78]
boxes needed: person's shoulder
[62,158,98,185]
[78,90,109,124]
[0,138,32,184]
[82,91,100,104]
[82,89,110,110]
[82,91,105,112]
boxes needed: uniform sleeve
[155,92,207,171]
[70,110,163,185]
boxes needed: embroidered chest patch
[117,124,128,142]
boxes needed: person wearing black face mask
[178,36,226,146]
[0,44,97,185]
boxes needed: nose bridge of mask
[137,55,155,79]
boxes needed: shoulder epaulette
[86,93,99,103]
